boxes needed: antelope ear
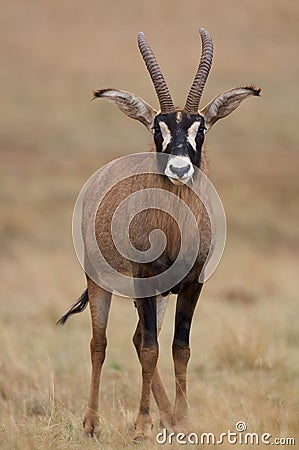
[200,86,261,131]
[93,88,156,132]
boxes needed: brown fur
[83,140,211,282]
[81,142,211,440]
[58,29,260,441]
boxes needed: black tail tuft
[56,289,89,326]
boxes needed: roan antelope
[58,28,260,441]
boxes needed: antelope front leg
[172,283,203,432]
[133,323,173,429]
[133,297,158,442]
[83,280,111,438]
[133,295,172,429]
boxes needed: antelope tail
[56,289,89,325]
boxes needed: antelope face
[153,111,206,184]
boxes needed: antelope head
[94,28,260,185]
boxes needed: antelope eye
[199,126,206,134]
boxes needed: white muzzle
[164,155,194,184]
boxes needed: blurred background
[1,0,298,448]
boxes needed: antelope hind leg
[83,279,112,437]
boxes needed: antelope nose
[169,164,190,178]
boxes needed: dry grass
[1,0,299,448]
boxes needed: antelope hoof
[83,414,100,439]
[133,432,150,443]
[133,417,153,442]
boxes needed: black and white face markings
[153,111,206,184]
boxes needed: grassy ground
[1,0,299,448]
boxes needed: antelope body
[58,28,260,441]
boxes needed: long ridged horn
[138,32,175,114]
[184,28,214,115]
